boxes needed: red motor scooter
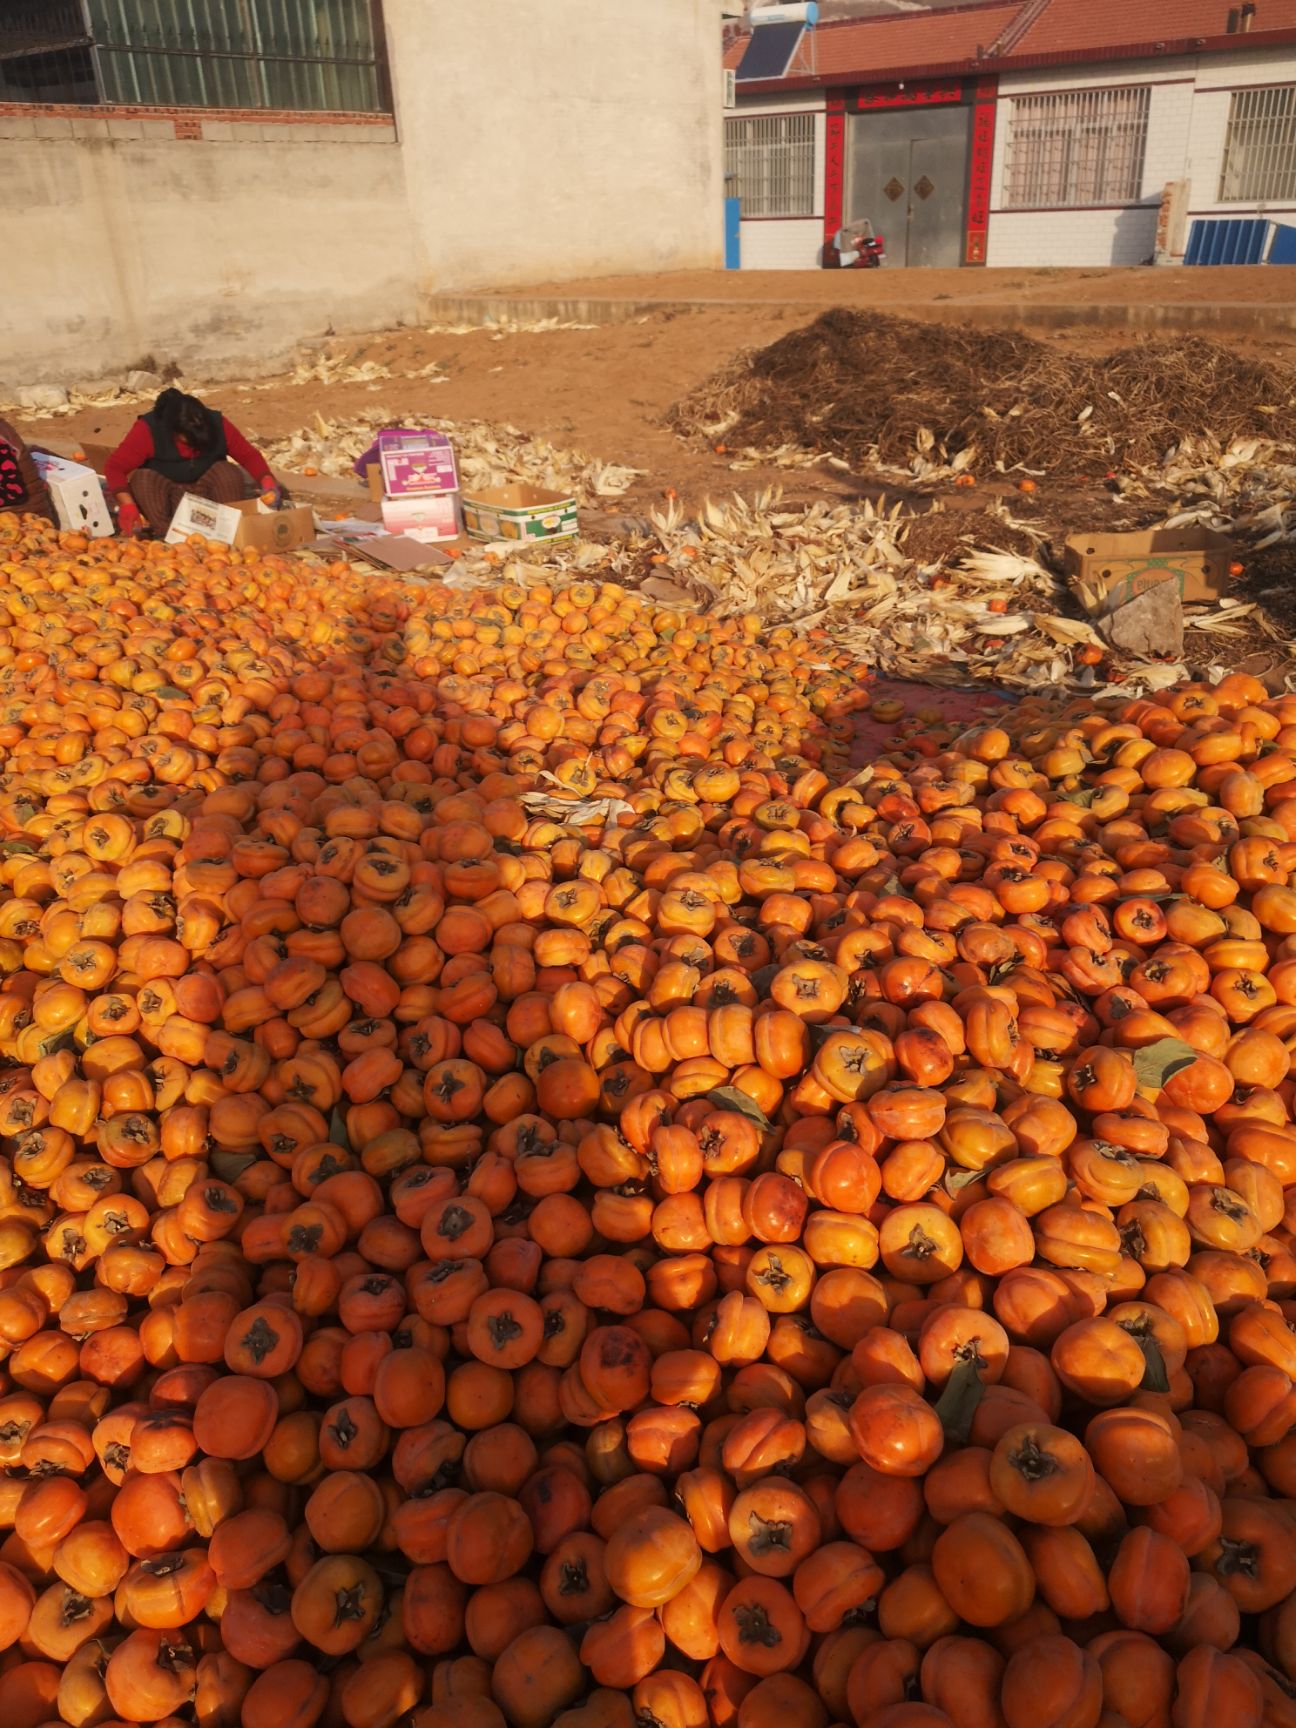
[829,221,886,268]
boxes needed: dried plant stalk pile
[669,309,1296,476]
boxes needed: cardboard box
[32,454,114,538]
[166,495,316,552]
[462,484,578,544]
[381,491,460,540]
[353,427,435,481]
[1064,528,1234,615]
[332,533,456,573]
[377,430,458,497]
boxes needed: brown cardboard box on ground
[166,495,315,552]
[1064,528,1234,616]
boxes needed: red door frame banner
[824,91,847,251]
[966,75,998,266]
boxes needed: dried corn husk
[263,410,640,503]
[424,317,597,338]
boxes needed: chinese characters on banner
[823,92,847,249]
[857,82,962,110]
[966,77,998,266]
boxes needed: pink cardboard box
[381,490,460,540]
[377,430,458,497]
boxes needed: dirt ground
[20,266,1296,564]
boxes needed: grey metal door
[846,105,970,267]
[906,133,963,268]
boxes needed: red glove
[117,500,144,538]
[259,478,283,509]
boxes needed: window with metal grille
[1004,86,1151,208]
[0,3,98,103]
[725,112,815,216]
[1219,85,1296,203]
[0,0,391,112]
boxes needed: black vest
[142,408,227,485]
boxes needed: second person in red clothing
[106,388,283,537]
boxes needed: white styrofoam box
[381,490,460,541]
[31,454,114,537]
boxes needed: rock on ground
[1099,580,1185,658]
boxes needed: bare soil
[23,266,1296,546]
[514,263,1296,312]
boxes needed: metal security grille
[0,2,98,103]
[1004,86,1151,208]
[725,112,815,217]
[1219,85,1296,203]
[0,0,391,110]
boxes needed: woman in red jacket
[106,388,283,536]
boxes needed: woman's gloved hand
[259,477,284,509]
[117,499,144,538]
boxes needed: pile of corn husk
[0,344,446,421]
[636,489,1296,692]
[1,378,183,419]
[262,410,642,502]
[424,317,598,338]
[1111,434,1296,534]
[641,490,1104,689]
[279,349,446,388]
[310,472,1289,694]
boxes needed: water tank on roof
[748,4,819,26]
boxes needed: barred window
[1219,86,1296,203]
[0,0,391,112]
[0,3,97,104]
[1004,86,1151,208]
[725,112,815,217]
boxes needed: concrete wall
[385,0,725,294]
[0,0,725,386]
[0,112,416,388]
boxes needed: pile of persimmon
[0,510,1294,1728]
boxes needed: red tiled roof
[1013,0,1296,56]
[812,2,1021,74]
[727,0,1296,86]
[728,3,1019,78]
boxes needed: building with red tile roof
[723,0,1296,268]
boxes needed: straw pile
[669,309,1296,477]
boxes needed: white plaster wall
[0,114,415,388]
[729,91,827,113]
[386,0,725,293]
[738,219,824,267]
[986,60,1194,267]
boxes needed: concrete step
[425,292,1296,337]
